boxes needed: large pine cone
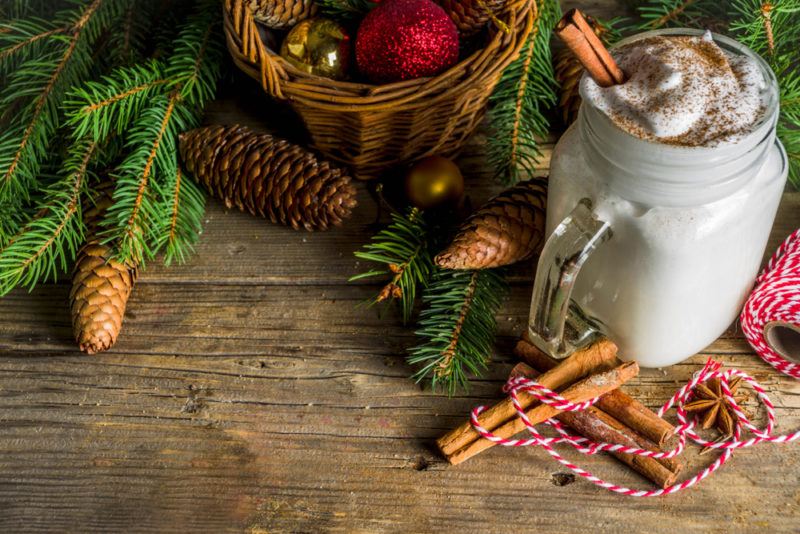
[70,188,137,354]
[435,178,547,269]
[248,0,317,29]
[435,0,508,36]
[179,125,357,231]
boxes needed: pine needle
[350,208,434,324]
[408,268,508,395]
[316,0,377,20]
[64,59,169,140]
[487,0,560,185]
[0,138,98,295]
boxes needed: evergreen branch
[166,0,224,107]
[0,138,98,295]
[350,208,434,324]
[728,0,800,188]
[0,19,64,74]
[0,0,123,201]
[1,1,70,20]
[0,197,28,249]
[107,0,151,64]
[103,92,182,264]
[728,0,800,57]
[408,268,508,395]
[487,0,560,184]
[317,0,377,20]
[97,0,221,265]
[762,2,776,54]
[631,0,728,30]
[64,60,169,140]
[508,25,537,178]
[157,165,206,265]
[646,0,697,28]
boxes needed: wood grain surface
[1,1,799,531]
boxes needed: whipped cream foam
[582,31,768,146]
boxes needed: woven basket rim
[223,0,534,109]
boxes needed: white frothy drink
[540,30,787,367]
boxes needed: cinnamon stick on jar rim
[556,8,625,87]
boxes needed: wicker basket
[223,0,534,179]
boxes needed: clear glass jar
[528,29,788,367]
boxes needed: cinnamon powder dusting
[583,31,767,147]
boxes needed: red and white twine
[741,228,800,378]
[470,359,800,497]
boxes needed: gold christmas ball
[404,156,464,210]
[279,18,351,80]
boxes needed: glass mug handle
[527,199,612,359]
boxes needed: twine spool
[764,321,800,364]
[740,229,800,379]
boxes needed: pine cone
[554,16,607,125]
[435,178,547,269]
[435,0,508,36]
[179,125,357,231]
[70,187,137,355]
[248,0,317,29]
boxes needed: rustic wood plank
[1,0,799,527]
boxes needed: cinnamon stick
[510,363,682,488]
[445,361,639,465]
[437,338,619,458]
[555,8,625,87]
[516,335,676,447]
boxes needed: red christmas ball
[355,0,459,84]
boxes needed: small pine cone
[554,16,607,125]
[248,0,317,29]
[70,189,137,354]
[179,125,357,231]
[435,0,508,36]
[435,178,547,269]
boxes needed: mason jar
[528,29,788,368]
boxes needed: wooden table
[2,10,799,534]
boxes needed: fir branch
[107,0,152,64]
[643,0,697,28]
[101,0,222,264]
[350,208,434,324]
[317,0,377,20]
[103,92,186,264]
[728,0,800,187]
[157,165,206,265]
[64,60,169,140]
[631,0,727,30]
[0,138,98,295]
[0,18,64,74]
[0,0,124,202]
[166,0,225,107]
[408,268,508,395]
[487,0,560,184]
[728,0,800,57]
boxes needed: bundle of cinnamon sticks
[436,335,682,489]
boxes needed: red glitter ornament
[355,0,460,83]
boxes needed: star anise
[684,377,747,437]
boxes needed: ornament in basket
[223,0,534,179]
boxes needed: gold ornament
[279,18,351,80]
[404,156,464,210]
